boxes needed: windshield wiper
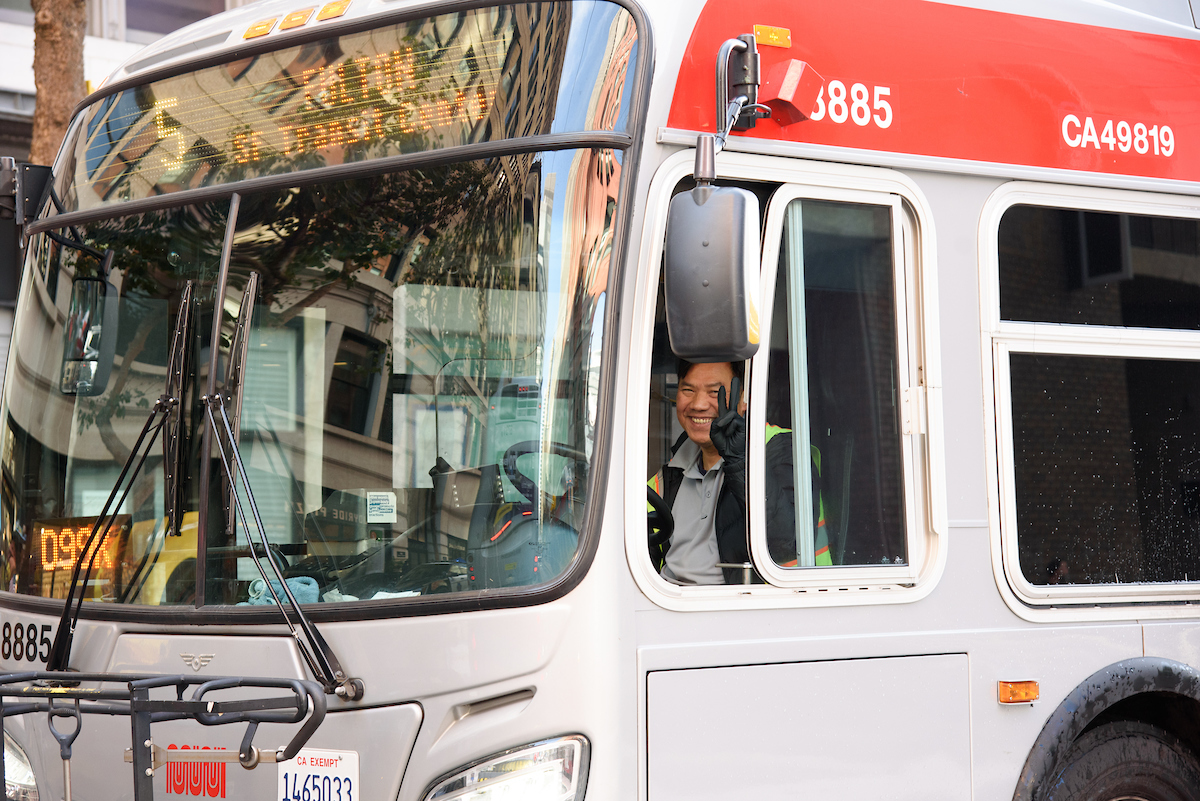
[203,271,362,700]
[46,282,195,672]
[202,390,364,700]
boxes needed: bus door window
[764,198,906,569]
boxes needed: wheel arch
[1014,657,1200,801]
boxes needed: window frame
[982,182,1200,611]
[749,186,926,588]
[626,151,946,611]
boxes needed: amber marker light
[244,17,278,38]
[753,24,792,48]
[280,8,316,29]
[998,680,1040,704]
[316,0,351,21]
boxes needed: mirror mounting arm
[715,34,771,148]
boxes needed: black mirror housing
[60,276,120,396]
[663,183,761,362]
[0,159,52,307]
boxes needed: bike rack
[0,670,326,801]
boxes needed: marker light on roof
[317,0,352,21]
[247,0,348,38]
[280,8,316,29]
[752,24,791,47]
[243,17,277,38]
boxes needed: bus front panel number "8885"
[1,619,52,663]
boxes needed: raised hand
[710,376,746,499]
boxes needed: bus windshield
[0,1,638,609]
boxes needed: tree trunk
[29,0,86,165]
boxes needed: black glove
[709,376,746,501]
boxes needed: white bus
[3,0,1200,798]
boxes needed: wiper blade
[202,392,364,701]
[162,276,193,537]
[220,271,255,543]
[46,282,194,672]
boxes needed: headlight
[424,735,589,801]
[4,732,37,801]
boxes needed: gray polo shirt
[660,439,725,585]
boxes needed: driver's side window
[761,197,907,570]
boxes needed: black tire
[1043,721,1200,801]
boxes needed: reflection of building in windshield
[0,3,641,605]
[543,11,636,470]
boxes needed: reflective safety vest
[766,424,832,567]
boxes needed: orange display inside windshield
[31,516,130,600]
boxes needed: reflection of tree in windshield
[230,159,513,322]
[66,203,226,465]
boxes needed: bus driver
[648,360,801,584]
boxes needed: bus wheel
[1044,721,1200,801]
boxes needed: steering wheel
[502,440,587,506]
[647,486,674,547]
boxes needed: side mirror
[663,138,761,362]
[0,159,52,307]
[60,274,119,396]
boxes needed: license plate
[278,748,359,801]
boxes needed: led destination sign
[30,515,130,600]
[73,22,509,208]
[56,3,638,214]
[220,47,495,164]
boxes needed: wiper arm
[202,392,364,701]
[46,282,195,672]
[43,187,115,276]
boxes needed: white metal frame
[751,185,926,586]
[980,181,1200,618]
[625,148,947,610]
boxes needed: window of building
[88,0,226,43]
[990,189,1200,603]
[326,330,384,436]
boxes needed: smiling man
[649,359,808,584]
[649,359,752,584]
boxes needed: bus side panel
[646,654,970,798]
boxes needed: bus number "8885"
[2,621,52,662]
[810,80,893,129]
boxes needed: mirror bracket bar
[715,34,770,147]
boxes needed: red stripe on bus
[670,0,1200,182]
